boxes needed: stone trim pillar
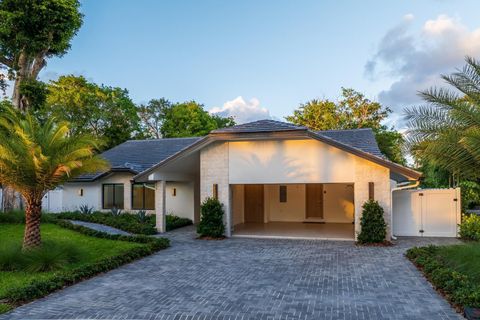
[155,180,166,233]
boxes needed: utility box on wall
[393,188,461,237]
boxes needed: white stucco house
[57,119,425,240]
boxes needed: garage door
[393,188,461,237]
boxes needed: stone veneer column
[354,158,392,240]
[155,180,166,233]
[200,142,232,237]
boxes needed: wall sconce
[212,184,218,200]
[78,188,84,196]
[171,188,176,197]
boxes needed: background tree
[161,101,235,138]
[286,88,405,164]
[138,98,171,139]
[0,106,108,249]
[0,0,83,110]
[40,75,140,150]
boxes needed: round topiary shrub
[197,197,225,238]
[357,199,387,244]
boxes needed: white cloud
[210,96,273,124]
[366,14,480,111]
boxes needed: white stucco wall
[165,181,195,221]
[229,140,357,184]
[62,173,135,212]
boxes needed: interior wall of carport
[231,183,354,225]
[201,139,392,239]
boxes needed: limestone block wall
[354,157,391,240]
[200,141,231,235]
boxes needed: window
[279,185,287,202]
[132,183,155,210]
[103,184,124,209]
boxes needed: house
[60,119,422,240]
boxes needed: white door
[42,190,63,213]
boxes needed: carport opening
[231,183,355,240]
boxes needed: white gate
[393,188,461,237]
[42,189,63,213]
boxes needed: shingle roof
[74,137,202,181]
[315,128,384,158]
[211,119,307,133]
[75,120,412,183]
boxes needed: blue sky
[42,0,480,127]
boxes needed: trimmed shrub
[21,241,85,272]
[166,214,192,231]
[197,197,225,238]
[357,200,387,244]
[459,214,480,241]
[406,245,480,308]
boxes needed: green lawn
[436,242,480,283]
[0,223,143,300]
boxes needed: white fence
[393,188,461,237]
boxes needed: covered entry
[232,183,355,240]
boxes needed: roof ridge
[316,128,373,133]
[126,137,203,142]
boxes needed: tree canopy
[139,100,235,138]
[40,75,140,150]
[0,0,83,110]
[286,88,405,164]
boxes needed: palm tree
[405,56,480,180]
[0,106,109,249]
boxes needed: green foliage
[406,57,480,180]
[161,100,235,138]
[0,303,12,314]
[0,221,169,308]
[18,79,48,109]
[406,244,480,308]
[459,181,480,211]
[197,198,225,238]
[57,211,157,235]
[136,210,147,223]
[78,205,93,215]
[0,105,109,195]
[109,207,122,216]
[286,88,405,164]
[459,214,480,241]
[357,200,387,244]
[40,75,140,149]
[0,0,83,58]
[166,214,193,231]
[0,242,23,271]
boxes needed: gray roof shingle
[74,137,202,181]
[315,128,384,158]
[211,119,307,133]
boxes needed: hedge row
[3,219,169,306]
[55,211,157,235]
[406,246,480,309]
[165,214,193,231]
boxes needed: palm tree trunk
[23,197,42,249]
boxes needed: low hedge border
[166,214,192,231]
[406,245,480,311]
[54,212,157,235]
[1,219,169,309]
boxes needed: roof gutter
[390,180,421,240]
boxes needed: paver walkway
[68,220,131,235]
[1,226,462,320]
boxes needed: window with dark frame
[132,183,155,210]
[279,185,287,202]
[102,184,124,209]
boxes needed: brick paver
[1,226,462,320]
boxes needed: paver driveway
[2,226,462,320]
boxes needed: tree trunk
[2,186,16,212]
[23,197,42,250]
